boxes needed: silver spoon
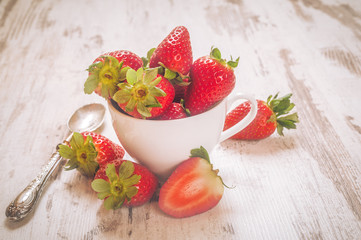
[5,103,106,221]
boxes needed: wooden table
[1,0,361,239]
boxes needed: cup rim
[108,98,226,122]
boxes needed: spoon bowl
[68,103,106,132]
[5,103,106,221]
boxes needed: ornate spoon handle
[5,135,71,221]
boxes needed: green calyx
[58,132,99,178]
[112,67,166,118]
[141,48,156,67]
[267,93,300,136]
[190,146,210,163]
[91,161,141,210]
[84,55,129,99]
[190,146,233,189]
[210,46,239,68]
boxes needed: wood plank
[1,0,361,239]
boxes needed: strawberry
[184,47,239,115]
[58,132,125,177]
[91,159,158,209]
[149,26,193,76]
[155,101,189,120]
[158,147,224,218]
[84,50,143,99]
[112,68,175,119]
[223,93,299,140]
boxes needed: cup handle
[219,93,258,142]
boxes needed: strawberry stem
[267,93,299,136]
[210,46,239,68]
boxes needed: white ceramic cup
[108,93,257,180]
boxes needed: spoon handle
[5,135,72,221]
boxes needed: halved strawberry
[91,159,158,209]
[84,50,143,99]
[58,132,125,177]
[223,93,299,140]
[112,68,175,119]
[158,147,224,218]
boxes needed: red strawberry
[156,102,189,120]
[184,47,239,115]
[112,68,175,119]
[149,26,193,76]
[223,93,299,140]
[91,159,158,209]
[58,132,125,177]
[158,147,224,218]
[84,50,143,99]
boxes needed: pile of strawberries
[59,26,299,218]
[84,26,239,120]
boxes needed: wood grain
[1,0,361,239]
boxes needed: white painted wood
[1,0,361,239]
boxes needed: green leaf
[126,69,138,85]
[119,66,130,80]
[149,87,166,97]
[149,77,162,87]
[64,159,78,170]
[144,68,159,84]
[125,186,139,200]
[164,68,177,80]
[106,164,118,182]
[97,191,110,200]
[227,57,239,68]
[70,132,85,150]
[136,102,151,118]
[114,197,125,209]
[143,95,161,107]
[78,160,99,178]
[147,48,156,60]
[84,74,99,94]
[100,85,109,98]
[277,125,284,136]
[210,47,221,60]
[58,145,75,159]
[283,112,299,122]
[190,146,210,162]
[136,67,144,81]
[91,179,111,193]
[273,99,290,114]
[125,97,137,112]
[86,61,102,73]
[109,56,120,68]
[142,57,148,67]
[104,195,116,210]
[112,89,132,104]
[118,161,135,180]
[123,174,141,187]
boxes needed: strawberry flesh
[159,147,224,218]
